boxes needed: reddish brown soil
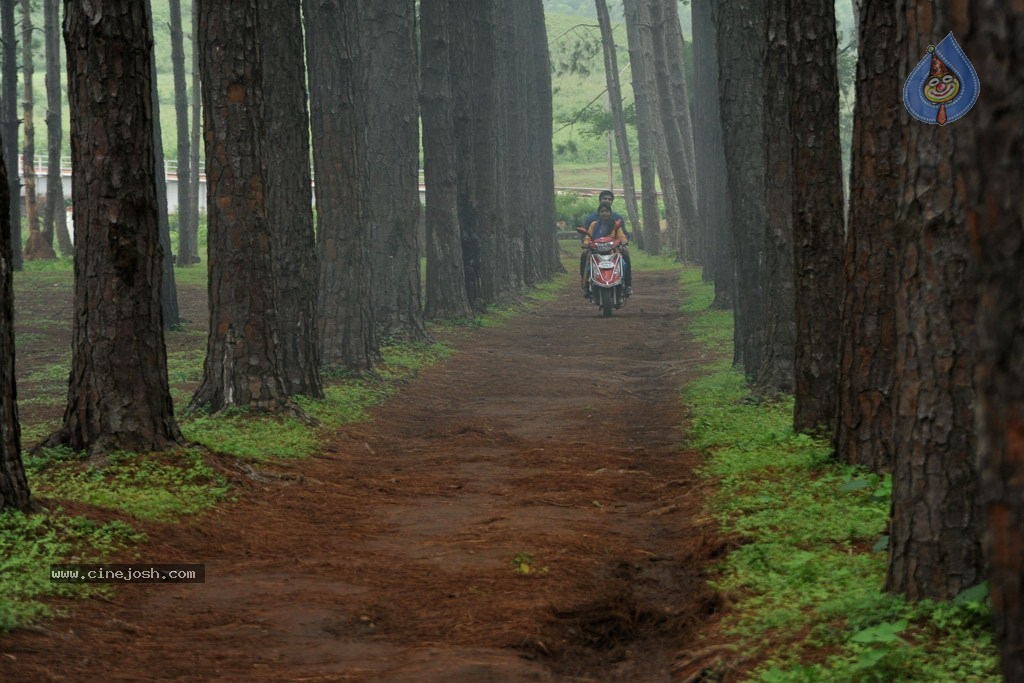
[2,268,729,682]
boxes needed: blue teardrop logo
[903,32,980,125]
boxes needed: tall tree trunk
[659,0,699,261]
[0,130,30,511]
[648,0,699,262]
[960,6,1024,678]
[21,0,53,260]
[885,1,983,601]
[755,0,795,394]
[455,0,500,308]
[789,0,844,432]
[834,0,899,473]
[186,0,201,265]
[363,0,426,340]
[43,0,71,257]
[189,0,289,413]
[258,0,321,398]
[523,0,560,278]
[420,0,472,320]
[492,0,526,293]
[168,0,193,267]
[622,0,662,254]
[45,0,182,454]
[715,0,766,376]
[148,1,180,330]
[1,2,19,271]
[304,0,376,372]
[594,0,640,242]
[449,0,482,309]
[691,0,732,308]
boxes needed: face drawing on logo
[923,55,960,104]
[924,73,960,104]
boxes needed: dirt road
[2,268,723,681]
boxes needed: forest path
[3,268,724,682]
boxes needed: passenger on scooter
[580,190,628,237]
[581,204,632,297]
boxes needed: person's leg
[623,251,632,292]
[579,251,589,296]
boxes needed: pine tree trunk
[885,1,983,602]
[147,1,180,330]
[691,0,732,308]
[46,0,182,454]
[0,132,30,511]
[715,0,766,376]
[756,0,795,394]
[421,0,472,320]
[304,0,376,372]
[44,0,71,257]
[595,0,640,242]
[622,0,661,254]
[492,0,526,294]
[1,2,20,271]
[834,0,899,473]
[258,0,321,398]
[523,0,561,278]
[21,0,53,261]
[189,0,289,412]
[187,0,201,265]
[363,0,426,340]
[648,0,699,262]
[448,0,483,309]
[789,0,844,432]
[168,0,192,267]
[659,0,699,261]
[960,7,1024,678]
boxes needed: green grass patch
[0,507,144,630]
[27,448,229,522]
[678,266,1000,682]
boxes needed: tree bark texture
[258,0,322,398]
[789,0,844,432]
[187,0,201,265]
[622,0,662,254]
[450,0,500,309]
[21,0,52,260]
[885,1,983,602]
[648,0,699,263]
[957,6,1024,678]
[44,0,72,257]
[691,0,732,308]
[756,0,795,394]
[304,0,376,371]
[362,0,425,341]
[658,0,699,261]
[523,0,561,279]
[595,0,640,242]
[1,2,20,270]
[715,0,766,376]
[48,0,182,454]
[191,0,289,412]
[169,0,195,266]
[0,131,30,510]
[147,1,180,330]
[420,0,472,320]
[834,0,900,473]
[492,0,527,293]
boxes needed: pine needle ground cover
[678,267,999,682]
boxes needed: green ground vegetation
[678,267,999,682]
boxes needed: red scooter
[577,227,627,317]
